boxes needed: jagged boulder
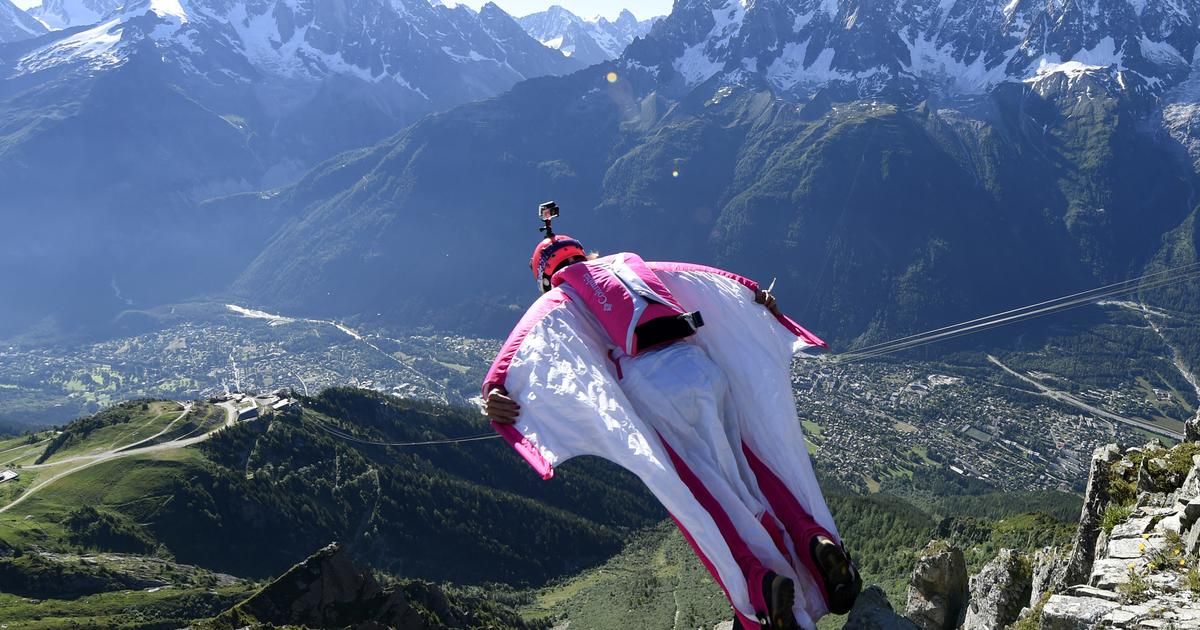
[1062,444,1121,587]
[1185,414,1200,443]
[962,549,1032,630]
[843,585,919,630]
[904,541,967,630]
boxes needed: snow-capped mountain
[1,0,584,183]
[11,0,581,101]
[0,0,46,41]
[0,0,587,337]
[27,0,123,30]
[518,5,657,66]
[622,0,1200,100]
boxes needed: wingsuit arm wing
[645,262,828,354]
[482,288,671,481]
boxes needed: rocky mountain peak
[213,541,537,628]
[9,0,582,98]
[623,0,1199,101]
[517,4,657,64]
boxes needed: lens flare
[672,170,680,178]
[606,71,619,83]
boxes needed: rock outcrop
[1018,441,1200,629]
[1062,444,1122,586]
[1028,545,1067,609]
[214,542,531,629]
[904,541,968,630]
[844,585,920,630]
[961,549,1031,630]
[846,440,1200,630]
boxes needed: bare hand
[485,386,520,424]
[755,289,781,316]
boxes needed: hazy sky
[457,0,673,21]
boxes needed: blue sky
[459,0,673,21]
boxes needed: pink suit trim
[657,432,771,627]
[743,445,837,607]
[482,290,571,480]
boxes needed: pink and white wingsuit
[483,253,841,629]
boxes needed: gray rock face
[1088,558,1132,591]
[962,549,1032,630]
[1039,594,1120,630]
[1187,517,1200,556]
[904,541,968,630]
[844,585,920,630]
[1186,414,1200,443]
[1063,444,1121,587]
[1177,455,1200,508]
[1182,497,1200,532]
[1029,546,1066,608]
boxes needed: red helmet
[530,235,586,290]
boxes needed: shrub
[1118,566,1151,604]
[1101,503,1133,534]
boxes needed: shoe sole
[811,538,862,615]
[766,573,797,630]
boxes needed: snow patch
[674,41,723,85]
[905,34,1017,93]
[147,0,187,22]
[766,41,850,89]
[540,35,563,49]
[671,0,745,86]
[1140,36,1184,65]
[18,17,123,73]
[1025,59,1105,82]
[1023,36,1128,82]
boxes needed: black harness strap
[634,311,705,351]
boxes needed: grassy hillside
[0,388,663,587]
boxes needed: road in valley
[0,401,240,514]
[988,355,1183,440]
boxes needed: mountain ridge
[518,4,658,65]
[220,0,1200,352]
[0,0,45,42]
